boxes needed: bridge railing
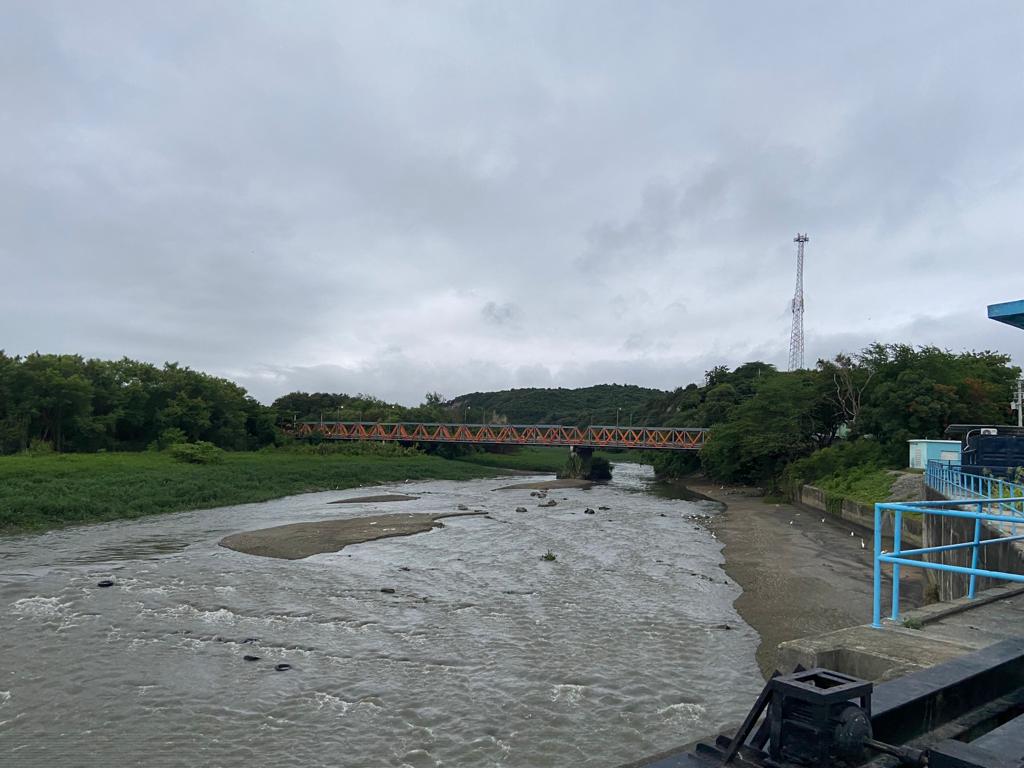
[290,421,707,450]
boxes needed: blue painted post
[968,503,982,599]
[891,509,903,620]
[872,504,883,628]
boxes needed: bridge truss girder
[291,422,706,451]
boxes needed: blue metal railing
[926,460,1024,514]
[872,494,1024,627]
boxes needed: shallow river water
[0,463,762,767]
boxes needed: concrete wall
[922,486,1024,601]
[797,484,923,546]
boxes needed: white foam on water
[0,690,11,707]
[550,683,587,705]
[9,596,68,619]
[657,701,706,722]
[312,692,354,714]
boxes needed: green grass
[454,447,642,474]
[817,467,897,506]
[0,451,502,534]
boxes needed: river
[0,463,763,767]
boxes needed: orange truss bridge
[292,422,706,451]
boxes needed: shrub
[782,439,893,495]
[149,427,189,451]
[23,440,55,456]
[168,441,225,464]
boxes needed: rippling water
[0,463,762,767]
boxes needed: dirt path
[687,480,924,677]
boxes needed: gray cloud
[2,2,1023,405]
[481,301,521,327]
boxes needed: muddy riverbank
[686,479,925,677]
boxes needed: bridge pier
[560,445,605,480]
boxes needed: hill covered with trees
[448,384,665,426]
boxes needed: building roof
[988,299,1024,330]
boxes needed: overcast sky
[3,2,1023,404]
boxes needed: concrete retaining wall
[797,484,923,546]
[922,486,1024,601]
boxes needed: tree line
[3,345,1018,489]
[0,353,279,453]
[640,344,1020,486]
[449,384,663,426]
[0,353,457,455]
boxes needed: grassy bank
[454,446,642,473]
[0,451,502,534]
[815,467,898,506]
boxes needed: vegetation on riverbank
[4,342,1019,514]
[0,450,501,534]
[643,344,1019,490]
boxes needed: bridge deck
[293,422,706,451]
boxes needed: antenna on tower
[788,233,808,371]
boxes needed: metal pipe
[894,533,1024,557]
[891,509,903,620]
[876,555,1024,582]
[968,505,983,599]
[873,503,883,628]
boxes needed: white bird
[861,539,866,549]
[789,520,794,525]
[821,518,826,523]
[850,531,855,536]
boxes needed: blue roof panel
[988,299,1024,330]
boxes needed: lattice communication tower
[788,233,808,371]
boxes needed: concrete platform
[778,583,1024,680]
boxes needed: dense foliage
[449,384,664,426]
[271,391,452,425]
[3,344,1016,494]
[643,345,1019,486]
[0,352,277,454]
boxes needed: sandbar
[329,494,419,504]
[220,511,484,560]
[495,479,593,491]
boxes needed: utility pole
[1014,379,1024,428]
[788,233,808,371]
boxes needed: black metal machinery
[622,638,1024,768]
[719,668,926,767]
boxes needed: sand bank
[494,479,593,491]
[220,511,484,560]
